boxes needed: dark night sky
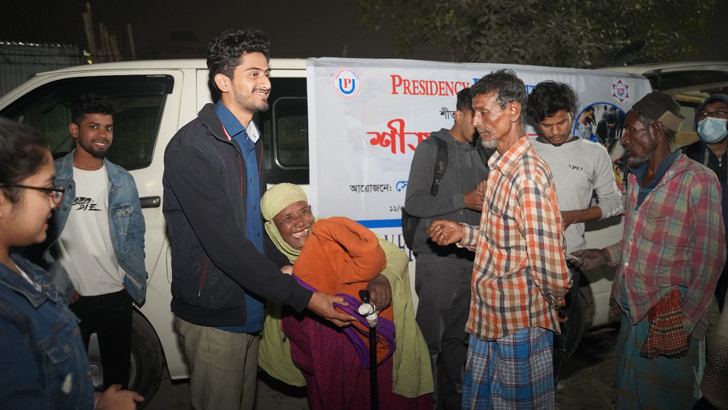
[1,1,726,62]
[0,1,450,60]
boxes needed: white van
[0,58,650,406]
[0,59,310,404]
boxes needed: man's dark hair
[526,81,578,123]
[456,87,473,112]
[470,70,527,121]
[0,117,50,205]
[70,93,115,125]
[207,29,270,93]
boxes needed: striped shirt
[607,153,726,340]
[460,136,571,341]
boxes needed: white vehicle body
[0,58,656,404]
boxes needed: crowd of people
[1,27,728,410]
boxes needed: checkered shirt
[460,137,570,341]
[607,154,726,340]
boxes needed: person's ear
[649,121,664,141]
[214,74,230,94]
[510,101,522,123]
[69,123,79,140]
[0,191,8,219]
[454,110,463,125]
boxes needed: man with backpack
[404,87,489,410]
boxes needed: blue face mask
[698,117,728,143]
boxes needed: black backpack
[401,137,448,250]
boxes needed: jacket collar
[198,103,230,143]
[56,150,120,185]
[1,255,51,308]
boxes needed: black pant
[553,266,581,383]
[70,289,133,389]
[415,256,472,410]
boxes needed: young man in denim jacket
[44,93,147,390]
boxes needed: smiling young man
[163,29,352,410]
[44,93,147,391]
[527,81,623,382]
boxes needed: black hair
[207,29,270,93]
[456,87,473,113]
[70,93,115,125]
[470,69,527,121]
[0,117,50,204]
[526,81,578,122]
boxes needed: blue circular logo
[333,67,361,100]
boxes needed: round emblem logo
[333,67,361,100]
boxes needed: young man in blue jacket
[163,29,353,410]
[47,93,147,390]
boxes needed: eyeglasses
[0,183,65,205]
[697,110,728,119]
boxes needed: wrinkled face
[537,109,573,146]
[229,52,271,114]
[273,200,315,250]
[0,152,57,248]
[621,112,657,167]
[472,91,512,149]
[71,113,113,158]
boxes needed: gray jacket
[404,129,488,258]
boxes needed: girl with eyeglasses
[0,117,143,410]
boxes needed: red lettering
[391,74,402,94]
[445,82,454,96]
[368,119,432,154]
[389,77,472,97]
[403,79,412,95]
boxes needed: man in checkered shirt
[428,70,571,409]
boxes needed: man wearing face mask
[682,94,728,312]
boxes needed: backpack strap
[430,137,448,196]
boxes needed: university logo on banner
[612,79,629,103]
[333,67,361,100]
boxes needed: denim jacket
[47,151,147,304]
[0,254,95,409]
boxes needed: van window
[258,77,308,184]
[0,75,173,170]
[273,97,308,168]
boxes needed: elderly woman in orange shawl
[258,183,432,410]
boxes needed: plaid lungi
[616,284,705,409]
[462,327,554,410]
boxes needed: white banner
[307,57,651,238]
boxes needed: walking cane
[358,289,378,410]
